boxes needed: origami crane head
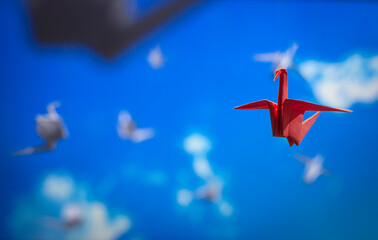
[274,68,286,81]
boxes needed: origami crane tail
[299,111,321,144]
[287,137,295,146]
[284,110,321,146]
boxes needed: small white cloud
[192,156,214,180]
[218,201,233,217]
[299,54,378,108]
[144,170,168,186]
[177,189,193,207]
[147,45,165,69]
[42,174,74,201]
[122,163,168,187]
[183,133,211,156]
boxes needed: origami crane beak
[274,68,286,81]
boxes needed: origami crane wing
[234,100,278,135]
[131,128,155,143]
[282,99,351,145]
[234,100,277,110]
[118,111,132,124]
[284,99,352,113]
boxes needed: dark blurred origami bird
[27,0,202,58]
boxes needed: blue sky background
[1,0,378,239]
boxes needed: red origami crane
[234,69,352,146]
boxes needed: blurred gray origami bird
[14,102,68,156]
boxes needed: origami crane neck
[274,68,288,106]
[274,68,288,134]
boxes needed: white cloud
[299,54,378,108]
[42,174,74,201]
[147,45,165,69]
[76,202,131,240]
[192,156,214,180]
[144,170,168,186]
[179,133,233,218]
[60,203,83,226]
[183,133,211,156]
[218,201,233,217]
[177,189,193,207]
[12,173,131,240]
[122,163,168,187]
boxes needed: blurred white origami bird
[254,43,299,73]
[295,154,329,184]
[117,111,154,143]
